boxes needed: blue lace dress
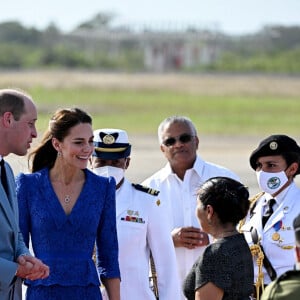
[16,168,120,300]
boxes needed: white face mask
[93,166,125,185]
[256,170,288,195]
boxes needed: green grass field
[1,71,299,136]
[33,89,300,136]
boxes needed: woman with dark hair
[183,177,253,300]
[17,108,120,300]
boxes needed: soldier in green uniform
[261,213,300,299]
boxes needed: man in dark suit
[0,89,49,299]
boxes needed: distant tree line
[205,26,300,73]
[0,13,299,73]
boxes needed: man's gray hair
[158,116,198,144]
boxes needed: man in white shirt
[143,116,239,299]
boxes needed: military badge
[269,141,278,150]
[272,232,280,241]
[103,134,115,144]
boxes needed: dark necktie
[1,159,9,196]
[262,198,276,228]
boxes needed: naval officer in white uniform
[91,128,181,300]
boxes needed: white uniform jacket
[116,179,181,300]
[241,182,300,285]
[143,155,240,298]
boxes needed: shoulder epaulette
[238,191,265,232]
[249,191,265,207]
[132,183,160,196]
[248,191,265,217]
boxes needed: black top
[183,233,253,300]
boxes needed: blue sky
[1,0,300,35]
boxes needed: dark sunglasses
[162,133,194,147]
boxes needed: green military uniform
[261,270,300,300]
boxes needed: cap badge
[269,141,278,150]
[103,134,116,144]
[99,132,119,145]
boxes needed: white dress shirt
[143,155,239,299]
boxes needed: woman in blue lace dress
[17,108,120,300]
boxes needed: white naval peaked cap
[93,128,131,159]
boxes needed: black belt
[251,227,277,281]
